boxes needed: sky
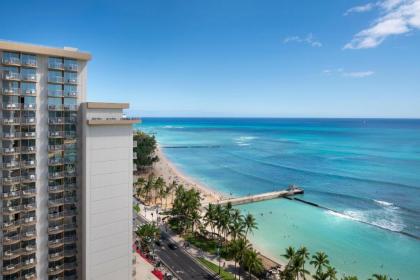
[1,0,419,118]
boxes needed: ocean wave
[326,209,405,232]
[163,125,184,129]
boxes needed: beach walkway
[215,187,304,207]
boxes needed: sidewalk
[133,253,157,280]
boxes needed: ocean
[136,118,420,279]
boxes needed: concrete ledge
[0,40,91,60]
[86,102,129,109]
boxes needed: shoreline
[153,145,286,269]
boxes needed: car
[167,242,178,250]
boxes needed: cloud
[323,68,375,78]
[283,33,322,47]
[344,3,376,16]
[342,71,375,77]
[344,0,420,49]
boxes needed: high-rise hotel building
[0,41,138,280]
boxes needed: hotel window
[21,68,36,80]
[23,96,36,106]
[64,59,78,70]
[4,66,19,74]
[21,54,36,65]
[21,82,36,92]
[64,72,77,83]
[48,84,63,96]
[3,81,18,90]
[48,97,62,106]
[64,85,77,96]
[48,57,63,68]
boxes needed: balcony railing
[64,91,78,97]
[64,64,78,71]
[48,76,64,83]
[48,251,64,261]
[48,90,64,97]
[49,172,65,179]
[22,202,36,211]
[49,158,64,165]
[2,219,21,229]
[2,117,20,125]
[48,224,64,233]
[2,57,21,65]
[2,161,20,169]
[1,190,20,199]
[64,132,77,138]
[2,72,20,80]
[3,205,22,213]
[2,103,20,110]
[21,74,36,82]
[21,174,36,183]
[21,117,36,124]
[21,59,37,67]
[2,87,19,95]
[48,265,64,275]
[1,177,21,184]
[49,131,65,138]
[2,147,20,154]
[2,234,21,244]
[49,185,65,192]
[21,146,36,153]
[48,198,65,205]
[48,212,64,220]
[48,62,64,70]
[21,160,36,168]
[22,88,37,96]
[49,145,64,152]
[63,104,77,111]
[22,103,36,110]
[65,78,77,84]
[22,216,36,225]
[49,118,65,124]
[22,231,36,240]
[22,189,36,197]
[22,132,36,138]
[48,104,64,110]
[65,117,77,124]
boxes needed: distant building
[0,41,139,280]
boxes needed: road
[135,213,217,280]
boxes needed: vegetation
[135,174,178,208]
[135,223,160,253]
[133,131,159,172]
[279,246,397,280]
[198,257,236,280]
[170,185,202,234]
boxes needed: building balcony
[49,145,64,152]
[48,251,64,261]
[2,204,22,214]
[64,248,77,257]
[21,160,36,168]
[22,272,36,280]
[21,146,36,153]
[49,131,65,138]
[64,91,78,98]
[48,265,64,275]
[64,223,77,231]
[64,78,77,85]
[1,176,21,185]
[22,103,36,110]
[2,248,22,260]
[22,188,36,198]
[1,190,20,199]
[21,132,36,139]
[2,103,21,110]
[64,64,78,72]
[21,59,37,68]
[48,198,65,206]
[22,216,36,226]
[2,87,19,95]
[21,231,36,241]
[65,170,77,177]
[63,236,77,243]
[1,219,21,230]
[21,117,36,125]
[21,174,36,183]
[48,212,64,220]
[48,90,64,97]
[48,62,64,70]
[2,234,21,245]
[64,132,77,139]
[22,88,37,96]
[49,117,65,124]
[21,258,37,270]
[2,161,20,170]
[49,172,65,180]
[2,263,22,275]
[49,158,64,166]
[2,72,20,81]
[2,147,20,154]
[63,104,78,111]
[64,261,77,270]
[48,76,64,83]
[2,117,20,125]
[21,74,37,82]
[22,245,36,255]
[48,238,64,247]
[49,185,65,193]
[2,57,21,66]
[48,104,64,111]
[64,117,77,124]
[48,224,64,234]
[22,202,36,212]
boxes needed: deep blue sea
[136,118,420,279]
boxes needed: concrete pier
[216,186,304,206]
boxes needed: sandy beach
[151,146,226,205]
[148,146,284,270]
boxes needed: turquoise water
[136,118,420,279]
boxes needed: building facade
[0,41,137,280]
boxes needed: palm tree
[204,204,216,237]
[310,251,330,274]
[244,213,258,238]
[297,246,310,280]
[325,266,337,280]
[341,276,358,280]
[243,248,264,279]
[230,238,251,280]
[229,220,245,241]
[154,177,165,205]
[282,246,297,265]
[143,175,155,204]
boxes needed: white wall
[82,116,133,280]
